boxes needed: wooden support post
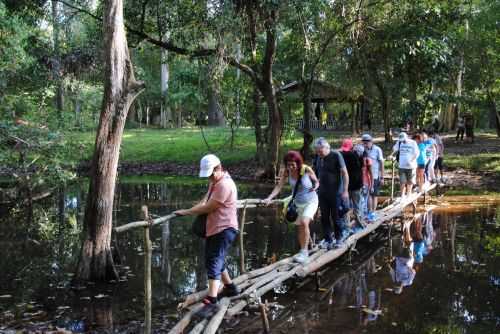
[390,160,395,201]
[142,206,152,334]
[259,299,270,334]
[239,201,248,273]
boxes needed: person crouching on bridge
[312,138,350,250]
[174,154,239,318]
[264,151,319,264]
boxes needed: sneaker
[333,239,345,249]
[219,283,240,298]
[318,239,329,249]
[293,249,309,264]
[196,300,220,318]
[367,212,377,222]
[318,238,336,249]
[352,226,364,234]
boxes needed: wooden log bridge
[114,184,436,334]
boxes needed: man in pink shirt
[174,154,239,317]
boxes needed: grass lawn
[66,128,500,177]
[66,127,343,165]
[446,152,500,174]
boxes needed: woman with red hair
[263,150,319,263]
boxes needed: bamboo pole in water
[142,206,152,334]
[239,201,248,273]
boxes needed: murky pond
[1,177,499,333]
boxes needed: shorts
[205,228,238,280]
[295,198,319,221]
[417,164,425,170]
[370,178,381,196]
[435,157,444,171]
[399,168,416,185]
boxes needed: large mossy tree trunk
[75,0,144,282]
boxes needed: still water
[0,177,499,333]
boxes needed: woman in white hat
[174,154,239,318]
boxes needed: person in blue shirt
[415,133,428,192]
[423,130,437,183]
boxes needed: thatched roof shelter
[279,80,363,103]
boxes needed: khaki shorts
[399,168,416,185]
[295,198,319,221]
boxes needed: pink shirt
[206,173,238,237]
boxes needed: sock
[207,296,217,304]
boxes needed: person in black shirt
[313,137,350,249]
[339,138,365,229]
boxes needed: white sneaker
[293,250,309,264]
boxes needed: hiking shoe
[293,249,309,264]
[196,300,220,318]
[219,283,240,298]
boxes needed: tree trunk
[351,102,357,135]
[51,0,64,125]
[160,45,170,128]
[301,82,313,162]
[408,57,419,129]
[207,87,225,126]
[375,82,392,143]
[487,93,500,137]
[75,0,144,282]
[261,82,281,179]
[261,12,281,179]
[252,88,266,164]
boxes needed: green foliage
[0,122,77,189]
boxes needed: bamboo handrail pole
[114,199,284,233]
[239,201,248,273]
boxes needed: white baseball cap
[199,154,221,177]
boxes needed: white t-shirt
[434,135,444,157]
[366,145,384,180]
[393,139,419,170]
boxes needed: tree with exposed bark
[75,0,144,282]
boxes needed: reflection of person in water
[389,222,416,294]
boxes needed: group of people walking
[391,129,445,198]
[173,131,444,317]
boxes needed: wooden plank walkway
[114,183,436,334]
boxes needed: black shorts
[435,157,444,170]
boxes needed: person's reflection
[388,221,416,294]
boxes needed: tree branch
[56,0,214,57]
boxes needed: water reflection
[0,179,499,333]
